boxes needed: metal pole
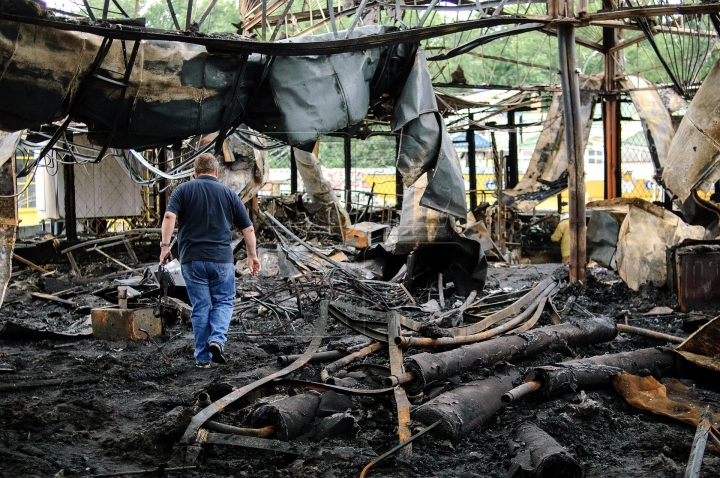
[63,160,77,242]
[507,111,519,189]
[467,115,478,211]
[102,0,111,21]
[290,147,298,194]
[395,136,403,210]
[558,24,586,284]
[262,0,267,41]
[603,1,621,199]
[185,0,194,30]
[344,135,352,213]
[158,148,168,217]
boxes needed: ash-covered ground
[1,259,719,478]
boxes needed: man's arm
[159,211,177,263]
[242,225,261,276]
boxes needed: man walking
[160,153,261,368]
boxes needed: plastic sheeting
[0,21,467,219]
[664,58,720,202]
[588,198,704,291]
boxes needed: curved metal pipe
[501,380,541,404]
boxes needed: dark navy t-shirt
[167,175,252,264]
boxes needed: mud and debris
[1,237,720,477]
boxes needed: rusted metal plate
[90,306,162,341]
[0,152,17,309]
[676,249,720,312]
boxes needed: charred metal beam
[165,0,181,30]
[196,0,218,28]
[0,13,546,56]
[359,420,441,478]
[399,316,617,393]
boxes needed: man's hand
[159,247,173,264]
[248,255,261,276]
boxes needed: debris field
[1,237,719,478]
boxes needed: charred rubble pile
[1,223,720,478]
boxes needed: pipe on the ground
[413,366,521,441]
[277,350,345,366]
[501,381,541,404]
[322,341,384,384]
[400,316,617,394]
[508,422,582,478]
[249,391,322,440]
[204,421,276,438]
[617,323,684,344]
[526,346,677,398]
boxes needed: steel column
[558,25,586,284]
[602,0,621,200]
[395,135,403,210]
[507,111,519,189]
[290,147,298,194]
[467,115,478,211]
[63,160,77,241]
[344,135,352,212]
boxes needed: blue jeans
[181,261,235,364]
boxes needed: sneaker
[196,362,211,369]
[209,342,227,364]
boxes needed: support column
[290,147,298,194]
[63,160,77,241]
[344,135,352,212]
[558,25,586,284]
[467,115,477,211]
[395,135,403,210]
[507,111,519,189]
[158,148,167,217]
[185,0,194,31]
[603,25,621,199]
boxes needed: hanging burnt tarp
[620,76,676,171]
[664,58,720,202]
[245,44,467,219]
[502,75,602,212]
[392,50,467,219]
[0,17,467,219]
